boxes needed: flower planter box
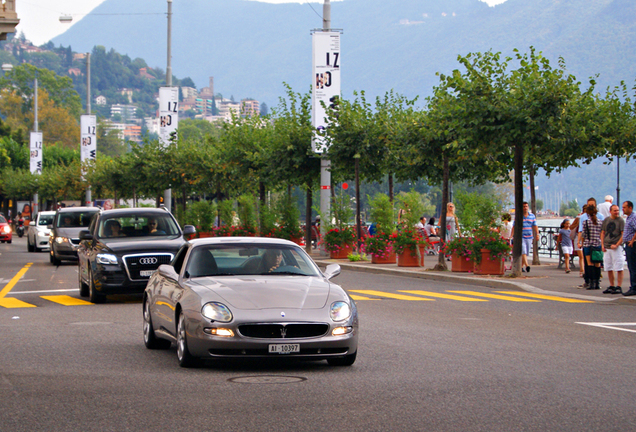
[451,253,474,272]
[198,231,213,238]
[397,246,423,267]
[372,252,396,264]
[474,249,504,275]
[329,244,353,259]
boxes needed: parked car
[27,211,55,252]
[49,207,100,265]
[0,214,12,244]
[77,207,195,303]
[142,237,358,368]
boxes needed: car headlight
[330,301,351,322]
[55,236,70,244]
[201,302,233,322]
[96,253,118,265]
[2,225,10,234]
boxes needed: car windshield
[185,244,321,278]
[55,211,98,228]
[38,215,54,226]
[0,215,6,223]
[97,214,180,238]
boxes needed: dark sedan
[78,207,195,303]
[143,237,358,368]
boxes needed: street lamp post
[163,0,173,212]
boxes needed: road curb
[314,259,619,303]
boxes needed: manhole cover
[229,375,307,384]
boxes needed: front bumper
[53,241,79,260]
[0,232,11,242]
[92,263,149,295]
[35,231,50,249]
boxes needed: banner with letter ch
[159,87,179,146]
[29,131,43,175]
[312,30,341,153]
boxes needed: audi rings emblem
[139,257,158,265]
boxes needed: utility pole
[86,52,92,207]
[163,0,173,212]
[32,78,40,218]
[319,0,332,255]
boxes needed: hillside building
[111,104,137,122]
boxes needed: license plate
[140,270,155,277]
[268,344,300,354]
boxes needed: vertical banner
[312,30,341,153]
[159,87,179,146]
[80,115,97,163]
[29,131,43,175]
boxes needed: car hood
[191,277,331,310]
[102,236,184,254]
[55,227,86,239]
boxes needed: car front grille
[208,347,348,356]
[238,323,329,339]
[123,253,173,281]
[70,238,80,245]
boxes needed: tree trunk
[259,182,266,235]
[305,187,312,254]
[512,143,524,277]
[435,155,450,270]
[530,166,541,265]
[388,173,394,203]
[182,183,187,216]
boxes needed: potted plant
[362,231,396,264]
[470,229,511,275]
[444,236,475,272]
[185,200,216,238]
[393,228,427,267]
[322,226,356,259]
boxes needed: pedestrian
[499,213,513,244]
[570,205,586,278]
[597,195,613,219]
[621,201,636,296]
[556,219,573,274]
[517,201,539,273]
[578,204,603,290]
[445,202,461,241]
[600,204,625,294]
[578,198,604,288]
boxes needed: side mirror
[323,263,341,280]
[79,230,93,241]
[182,225,196,236]
[29,221,35,227]
[158,264,179,281]
[47,224,53,229]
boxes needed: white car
[27,211,55,252]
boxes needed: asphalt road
[1,236,636,431]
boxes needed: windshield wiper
[262,271,307,276]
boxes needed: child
[556,219,573,273]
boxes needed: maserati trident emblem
[280,327,287,338]
[281,311,285,317]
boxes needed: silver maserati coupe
[143,237,359,367]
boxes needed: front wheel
[88,268,105,304]
[27,238,34,252]
[327,351,357,366]
[78,263,89,297]
[143,297,171,350]
[50,249,61,266]
[177,312,199,368]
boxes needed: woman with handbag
[578,204,603,290]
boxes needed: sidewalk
[310,252,636,304]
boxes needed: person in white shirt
[597,195,613,219]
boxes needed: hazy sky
[15,0,508,46]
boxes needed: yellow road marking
[0,263,33,299]
[400,290,488,302]
[495,291,593,303]
[0,298,36,308]
[348,294,379,301]
[41,295,93,306]
[349,290,434,301]
[448,291,541,302]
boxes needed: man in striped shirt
[521,202,539,273]
[621,201,636,296]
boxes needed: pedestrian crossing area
[348,290,593,303]
[0,295,94,308]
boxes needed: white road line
[576,322,636,334]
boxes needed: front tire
[50,249,61,266]
[327,351,357,366]
[27,238,34,252]
[79,263,89,297]
[88,268,105,304]
[177,312,199,368]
